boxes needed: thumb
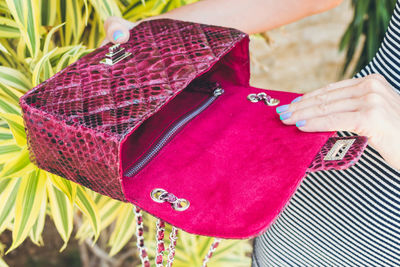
[103,16,131,45]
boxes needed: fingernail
[291,96,302,103]
[296,120,306,127]
[276,104,289,114]
[280,112,292,120]
[113,30,124,41]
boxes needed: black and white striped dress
[252,2,400,266]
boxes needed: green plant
[0,0,252,266]
[340,0,397,76]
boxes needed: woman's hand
[276,74,400,169]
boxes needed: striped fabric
[252,2,400,266]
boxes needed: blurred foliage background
[0,0,251,266]
[340,0,397,76]
[0,0,396,266]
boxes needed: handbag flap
[20,19,250,201]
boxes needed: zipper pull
[213,88,224,96]
[247,92,279,106]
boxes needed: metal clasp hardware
[247,92,280,106]
[324,139,355,161]
[150,188,190,211]
[100,44,131,66]
[213,88,224,96]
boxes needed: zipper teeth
[124,90,222,177]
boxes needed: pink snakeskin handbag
[20,19,367,266]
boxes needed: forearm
[103,0,342,44]
[152,0,343,34]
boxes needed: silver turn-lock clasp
[100,44,132,66]
[324,139,355,161]
[247,92,280,106]
[150,188,190,211]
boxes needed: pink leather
[20,19,248,201]
[20,19,367,239]
[307,135,368,172]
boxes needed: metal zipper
[124,88,224,177]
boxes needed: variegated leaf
[0,84,23,103]
[0,17,20,38]
[88,0,122,21]
[39,0,57,26]
[75,186,100,240]
[29,189,47,246]
[43,23,65,55]
[5,0,41,58]
[0,178,20,233]
[32,48,56,86]
[0,143,22,164]
[47,179,73,251]
[76,197,122,241]
[0,66,31,91]
[0,113,25,146]
[0,257,9,267]
[0,141,21,156]
[7,169,47,253]
[108,203,136,256]
[48,173,77,204]
[0,147,34,178]
[0,98,20,115]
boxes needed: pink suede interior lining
[120,36,333,239]
[121,82,332,238]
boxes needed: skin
[102,0,400,170]
[102,0,343,44]
[278,74,400,170]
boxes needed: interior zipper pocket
[124,87,224,177]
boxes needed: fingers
[275,73,393,136]
[280,97,363,126]
[103,16,136,45]
[100,38,110,47]
[274,73,400,167]
[302,77,362,100]
[303,74,391,101]
[285,74,394,115]
[288,84,367,112]
[294,111,361,133]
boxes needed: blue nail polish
[291,96,302,103]
[276,105,289,114]
[296,120,306,127]
[280,112,292,120]
[113,30,124,41]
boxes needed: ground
[250,0,353,92]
